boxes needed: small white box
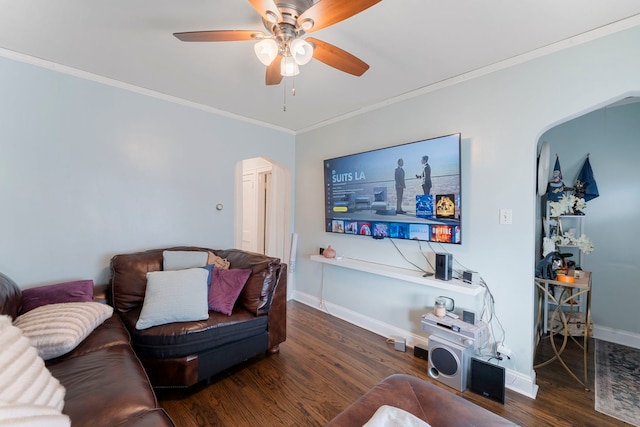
[393,337,406,352]
[463,270,479,284]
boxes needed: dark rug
[595,340,640,426]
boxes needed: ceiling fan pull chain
[282,75,299,111]
[283,78,287,112]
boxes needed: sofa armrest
[213,249,287,351]
[213,249,282,315]
[0,272,22,319]
[267,263,287,352]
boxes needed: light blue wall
[293,24,640,384]
[0,56,295,287]
[2,22,640,393]
[540,102,640,335]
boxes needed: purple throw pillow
[208,269,251,316]
[21,280,94,313]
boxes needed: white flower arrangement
[553,228,594,254]
[549,194,587,217]
[548,194,594,254]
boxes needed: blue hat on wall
[547,156,565,202]
[575,155,599,202]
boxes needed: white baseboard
[292,290,538,399]
[593,325,640,349]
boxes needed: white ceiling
[1,1,640,133]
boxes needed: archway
[234,157,292,269]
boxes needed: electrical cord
[330,237,509,361]
[417,240,436,273]
[388,237,430,273]
[429,243,507,360]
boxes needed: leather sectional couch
[110,246,287,387]
[0,272,175,427]
[326,374,517,426]
[0,245,286,424]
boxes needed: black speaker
[435,253,452,281]
[470,358,506,404]
[413,345,428,361]
[427,334,470,391]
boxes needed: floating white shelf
[310,255,483,296]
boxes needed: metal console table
[534,271,592,390]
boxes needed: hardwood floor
[157,301,627,426]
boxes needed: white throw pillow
[136,268,209,329]
[0,315,66,412]
[163,250,208,271]
[0,403,70,427]
[13,302,113,361]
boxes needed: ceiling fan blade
[173,30,265,42]
[307,38,369,76]
[266,56,283,85]
[248,0,282,23]
[297,0,381,33]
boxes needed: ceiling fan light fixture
[290,39,313,65]
[254,39,278,66]
[280,56,300,76]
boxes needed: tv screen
[324,133,462,243]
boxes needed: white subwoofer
[427,334,471,392]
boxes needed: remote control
[445,312,459,319]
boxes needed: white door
[241,171,258,252]
[257,171,272,254]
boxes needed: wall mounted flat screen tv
[324,133,462,244]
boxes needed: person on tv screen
[416,155,432,195]
[394,158,406,214]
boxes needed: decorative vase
[323,245,336,259]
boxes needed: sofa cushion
[162,250,208,271]
[45,315,131,363]
[136,268,209,330]
[0,403,70,427]
[238,262,280,315]
[46,344,163,427]
[0,315,66,412]
[208,268,251,316]
[207,251,230,269]
[212,249,282,316]
[13,302,113,360]
[20,280,94,314]
[200,264,214,286]
[110,246,213,313]
[121,306,268,359]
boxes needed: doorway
[235,157,292,266]
[534,95,640,347]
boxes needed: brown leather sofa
[110,246,287,388]
[326,374,517,426]
[0,272,175,427]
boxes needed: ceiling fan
[174,0,381,85]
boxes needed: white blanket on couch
[363,405,431,427]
